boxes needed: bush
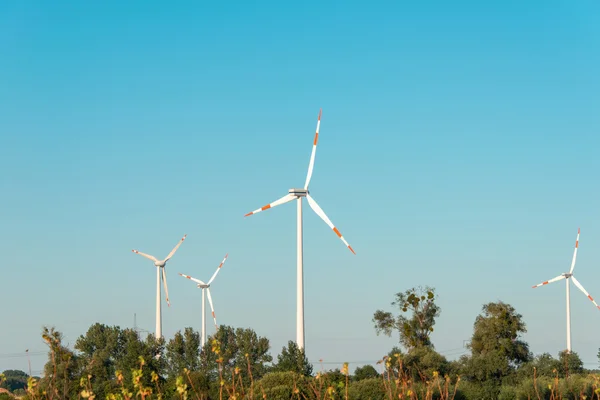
[254,371,312,400]
[348,377,386,400]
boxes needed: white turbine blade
[306,194,355,254]
[304,108,322,190]
[164,234,187,262]
[162,267,170,307]
[207,253,229,285]
[206,288,217,328]
[178,273,206,286]
[571,276,600,310]
[244,194,295,217]
[569,228,580,274]
[131,250,159,263]
[532,274,565,288]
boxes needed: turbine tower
[532,228,600,353]
[244,109,355,350]
[132,234,187,339]
[179,253,229,349]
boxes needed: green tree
[516,352,560,381]
[353,365,379,381]
[165,327,201,377]
[468,302,530,366]
[272,341,313,376]
[557,350,584,377]
[202,326,273,384]
[253,371,312,400]
[114,329,166,393]
[459,301,531,399]
[373,286,440,350]
[0,370,28,392]
[38,326,81,399]
[402,346,450,382]
[74,323,122,397]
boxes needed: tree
[272,341,313,376]
[373,286,440,350]
[38,326,81,399]
[557,350,584,377]
[202,326,273,384]
[75,323,123,397]
[353,365,379,381]
[114,329,166,393]
[0,370,28,392]
[469,302,530,366]
[402,346,450,381]
[165,327,201,377]
[459,302,531,398]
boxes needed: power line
[0,351,46,359]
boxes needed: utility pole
[26,349,31,376]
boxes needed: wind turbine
[532,228,600,353]
[132,234,187,339]
[244,109,355,350]
[178,253,229,349]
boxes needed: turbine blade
[304,108,322,189]
[306,194,355,254]
[164,234,187,262]
[206,288,217,328]
[532,274,565,288]
[162,267,170,307]
[571,276,600,310]
[244,194,295,217]
[569,228,580,274]
[178,273,206,286]
[207,253,229,285]
[131,250,159,263]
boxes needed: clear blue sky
[1,0,599,374]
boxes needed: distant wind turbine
[132,234,187,339]
[244,109,355,350]
[532,228,600,353]
[179,253,229,349]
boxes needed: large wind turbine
[179,253,229,349]
[244,109,355,350]
[132,234,187,339]
[532,228,600,353]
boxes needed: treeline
[2,286,600,400]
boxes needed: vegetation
[2,286,600,399]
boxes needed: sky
[1,0,599,375]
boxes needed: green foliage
[403,347,451,382]
[353,365,379,381]
[557,350,585,377]
[272,340,313,376]
[373,286,440,351]
[165,327,201,377]
[38,326,81,399]
[0,370,28,392]
[347,377,386,399]
[460,301,531,393]
[469,301,530,365]
[201,325,272,383]
[254,371,312,400]
[11,291,600,400]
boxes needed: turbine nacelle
[289,188,308,197]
